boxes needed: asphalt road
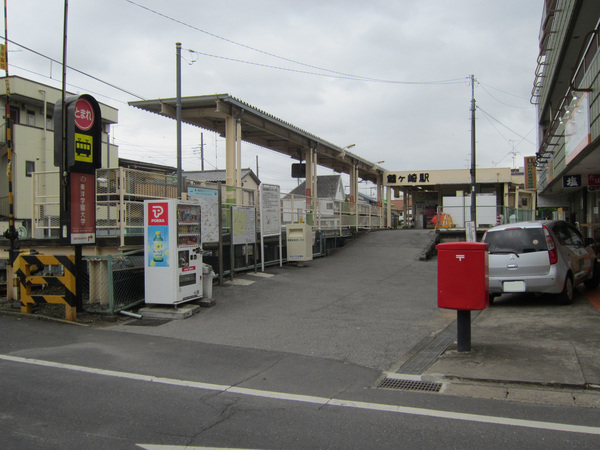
[1,230,600,448]
[2,315,600,449]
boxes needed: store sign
[588,174,600,187]
[563,174,582,188]
[524,156,537,189]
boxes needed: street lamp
[341,144,355,157]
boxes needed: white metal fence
[32,168,387,245]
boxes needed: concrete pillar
[225,115,236,203]
[236,118,242,205]
[386,186,392,228]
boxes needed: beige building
[0,76,119,237]
[384,167,534,228]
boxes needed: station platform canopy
[129,94,384,184]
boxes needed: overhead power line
[187,49,465,85]
[476,106,535,146]
[7,38,146,100]
[125,0,465,86]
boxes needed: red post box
[437,242,489,310]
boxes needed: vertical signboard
[188,186,219,243]
[259,184,282,270]
[232,206,256,245]
[260,184,281,236]
[524,156,537,190]
[54,94,102,245]
[69,173,96,244]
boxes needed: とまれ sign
[54,94,102,174]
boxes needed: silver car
[482,220,599,304]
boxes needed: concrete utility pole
[470,74,477,227]
[176,42,182,198]
[3,0,19,263]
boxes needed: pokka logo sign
[148,202,169,226]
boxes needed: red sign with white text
[74,98,95,131]
[589,174,600,187]
[148,202,169,226]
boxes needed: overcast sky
[8,0,543,194]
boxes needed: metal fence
[82,249,145,314]
[32,168,387,245]
[281,193,383,230]
[32,171,61,239]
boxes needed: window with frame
[25,160,35,177]
[26,110,35,126]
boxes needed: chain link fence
[81,250,145,314]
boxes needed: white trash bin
[202,264,214,299]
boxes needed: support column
[386,186,392,228]
[352,164,359,229]
[312,148,318,225]
[225,115,236,204]
[376,175,383,226]
[305,147,314,225]
[236,117,243,205]
[403,190,409,228]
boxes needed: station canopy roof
[129,94,384,184]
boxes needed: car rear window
[483,228,548,254]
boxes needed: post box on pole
[436,242,489,351]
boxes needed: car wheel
[584,259,600,289]
[489,294,497,306]
[557,275,574,305]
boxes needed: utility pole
[176,42,182,198]
[3,0,18,263]
[470,74,477,227]
[200,132,204,171]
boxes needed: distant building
[185,168,260,206]
[283,175,345,226]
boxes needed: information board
[188,186,219,243]
[232,206,256,245]
[260,184,281,236]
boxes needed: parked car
[482,220,600,304]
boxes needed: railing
[281,193,383,231]
[32,171,60,239]
[32,168,388,246]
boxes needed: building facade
[533,1,600,237]
[0,76,118,237]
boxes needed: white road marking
[2,354,600,436]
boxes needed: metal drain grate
[378,377,443,392]
[125,318,172,327]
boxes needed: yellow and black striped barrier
[13,251,77,321]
